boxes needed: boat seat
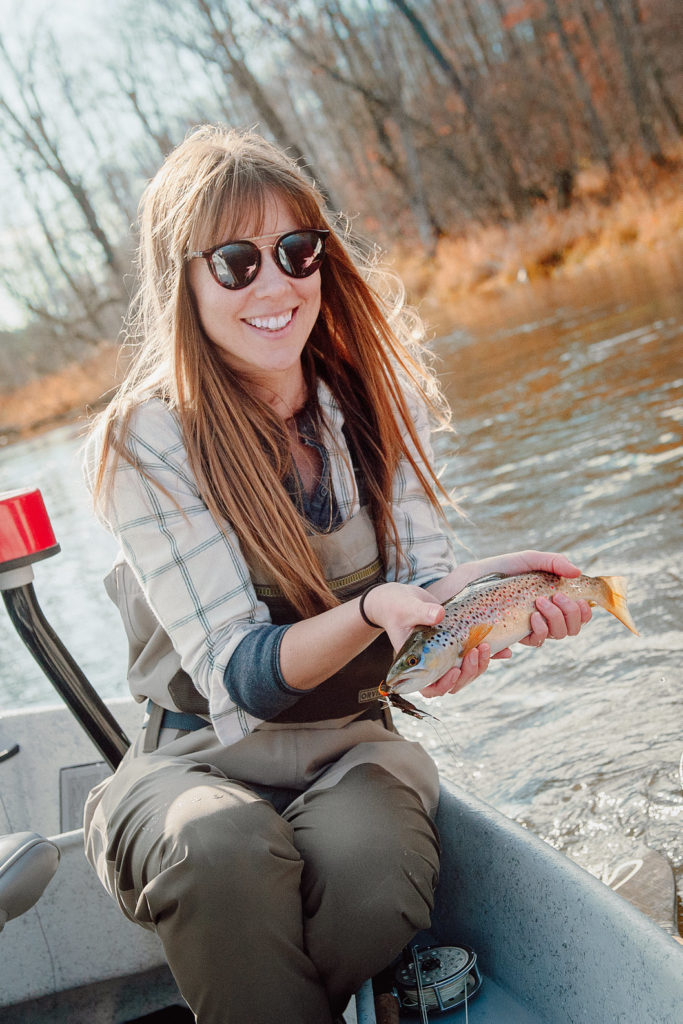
[0,832,60,932]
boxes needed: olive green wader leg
[85,756,439,1023]
[285,762,440,1015]
[86,755,333,1024]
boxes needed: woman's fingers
[520,609,549,646]
[521,594,593,646]
[449,645,491,692]
[483,550,582,580]
[536,596,569,639]
[419,666,460,697]
[517,550,582,578]
[420,644,491,698]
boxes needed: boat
[1,487,682,1024]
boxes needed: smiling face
[187,192,322,411]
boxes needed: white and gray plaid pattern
[86,381,456,746]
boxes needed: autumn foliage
[0,0,681,401]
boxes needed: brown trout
[380,571,639,695]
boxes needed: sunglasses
[188,228,329,291]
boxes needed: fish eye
[406,654,419,667]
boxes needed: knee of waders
[237,765,438,1003]
[165,785,298,870]
[141,791,304,926]
[293,764,440,928]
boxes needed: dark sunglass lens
[211,242,260,289]
[277,231,326,278]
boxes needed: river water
[1,242,681,927]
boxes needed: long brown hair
[92,125,452,618]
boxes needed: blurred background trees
[1,0,681,388]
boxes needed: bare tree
[0,30,136,345]
[110,62,177,164]
[153,0,336,202]
[629,0,682,139]
[0,39,128,284]
[250,1,467,242]
[603,0,667,163]
[387,0,530,217]
[542,0,614,172]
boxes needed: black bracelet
[358,582,383,629]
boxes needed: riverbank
[394,156,683,332]
[1,156,682,445]
[0,343,128,446]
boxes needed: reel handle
[374,991,401,1024]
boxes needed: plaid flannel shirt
[86,380,456,746]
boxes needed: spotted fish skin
[382,571,638,695]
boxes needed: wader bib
[251,507,394,725]
[108,506,395,729]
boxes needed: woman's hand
[419,549,592,697]
[472,549,593,648]
[363,581,512,699]
[361,582,444,655]
[520,590,592,648]
[418,642,506,699]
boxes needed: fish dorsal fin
[465,572,510,588]
[442,572,511,606]
[460,622,494,656]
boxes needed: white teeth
[245,310,293,331]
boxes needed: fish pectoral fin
[460,622,494,656]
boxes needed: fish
[380,571,639,696]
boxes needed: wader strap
[142,701,164,753]
[253,557,382,604]
[144,701,209,751]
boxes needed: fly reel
[393,945,482,1016]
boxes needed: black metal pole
[2,582,130,770]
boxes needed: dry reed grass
[394,154,683,331]
[0,343,129,444]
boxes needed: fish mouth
[381,672,428,696]
[387,679,417,695]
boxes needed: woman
[83,125,591,1023]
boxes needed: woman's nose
[253,246,290,296]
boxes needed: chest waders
[157,506,394,727]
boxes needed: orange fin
[596,576,640,636]
[460,622,494,656]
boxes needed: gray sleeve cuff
[223,623,305,719]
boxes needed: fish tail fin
[596,576,640,636]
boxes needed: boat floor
[2,974,542,1024]
[353,974,543,1023]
